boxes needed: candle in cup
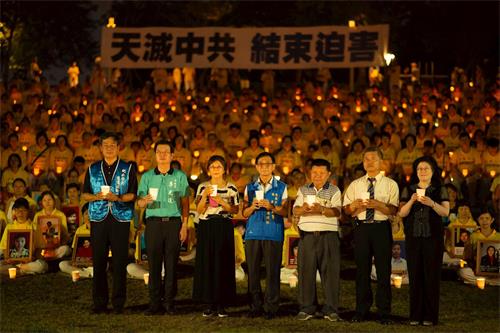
[490,170,496,177]
[138,165,145,173]
[462,169,468,177]
[289,275,298,288]
[149,188,159,200]
[416,189,425,198]
[22,145,27,151]
[56,166,63,174]
[8,268,16,279]
[359,192,370,203]
[305,195,316,206]
[476,277,486,289]
[101,185,111,196]
[50,137,56,144]
[459,259,466,268]
[255,190,264,201]
[33,167,40,176]
[237,151,243,158]
[210,185,217,197]
[72,270,80,282]
[143,273,149,285]
[283,166,290,175]
[193,150,200,158]
[393,275,402,288]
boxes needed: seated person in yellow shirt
[458,209,500,285]
[234,221,246,282]
[0,198,47,275]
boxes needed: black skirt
[192,216,236,305]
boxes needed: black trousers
[406,236,442,324]
[353,222,392,317]
[145,217,181,309]
[245,239,283,314]
[91,215,130,310]
[298,231,341,315]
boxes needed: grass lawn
[1,261,499,333]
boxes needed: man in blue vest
[242,152,288,319]
[82,132,137,314]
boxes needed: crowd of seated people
[0,65,498,285]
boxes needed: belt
[147,216,180,222]
[300,230,334,237]
[356,219,388,224]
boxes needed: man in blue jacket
[242,152,288,319]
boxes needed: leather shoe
[379,316,393,325]
[350,313,365,323]
[90,306,108,315]
[145,306,166,316]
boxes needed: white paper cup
[210,185,217,197]
[459,259,466,268]
[255,190,264,201]
[359,192,370,202]
[72,270,80,282]
[305,195,316,206]
[144,273,149,285]
[149,188,159,200]
[101,185,111,195]
[393,276,402,288]
[416,189,426,198]
[476,277,486,289]
[289,275,298,288]
[8,268,16,279]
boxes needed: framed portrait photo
[6,229,33,263]
[285,235,300,269]
[475,240,500,277]
[61,206,80,240]
[391,240,407,275]
[37,215,62,258]
[449,226,471,258]
[72,235,92,267]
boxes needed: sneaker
[217,308,229,318]
[145,306,166,316]
[324,312,343,322]
[297,311,314,321]
[202,309,214,317]
[423,321,433,326]
[409,321,420,326]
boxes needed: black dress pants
[145,217,181,309]
[91,215,130,310]
[245,239,283,314]
[353,222,392,317]
[406,236,442,324]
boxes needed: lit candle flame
[450,86,455,92]
[490,170,496,177]
[398,112,403,118]
[56,166,63,174]
[468,82,474,88]
[402,103,407,109]
[34,167,40,176]
[22,145,27,151]
[190,174,198,180]
[382,106,387,112]
[73,111,78,116]
[192,104,198,110]
[261,102,267,108]
[283,166,290,175]
[154,103,160,109]
[333,94,338,99]
[135,116,141,122]
[462,169,468,177]
[448,151,454,157]
[193,150,200,158]
[186,95,192,101]
[159,116,165,122]
[171,106,176,111]
[138,165,145,173]
[204,96,210,103]
[316,95,323,101]
[405,175,410,182]
[50,137,56,144]
[237,151,243,158]
[441,170,446,178]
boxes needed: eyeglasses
[209,165,224,170]
[257,163,274,167]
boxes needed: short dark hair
[13,178,27,187]
[154,139,174,153]
[363,146,383,159]
[207,155,226,172]
[66,183,80,193]
[99,132,120,145]
[13,198,29,210]
[255,152,275,164]
[311,158,331,171]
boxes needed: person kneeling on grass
[59,204,94,278]
[0,198,47,274]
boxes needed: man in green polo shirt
[137,140,189,315]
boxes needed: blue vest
[245,177,286,242]
[88,159,134,222]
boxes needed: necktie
[366,177,375,222]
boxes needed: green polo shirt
[137,167,189,218]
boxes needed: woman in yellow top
[48,135,74,175]
[275,136,302,176]
[241,136,264,178]
[344,139,366,176]
[172,134,193,175]
[33,191,71,260]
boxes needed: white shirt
[294,182,341,232]
[343,172,399,221]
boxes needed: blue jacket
[88,159,134,222]
[245,177,287,242]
